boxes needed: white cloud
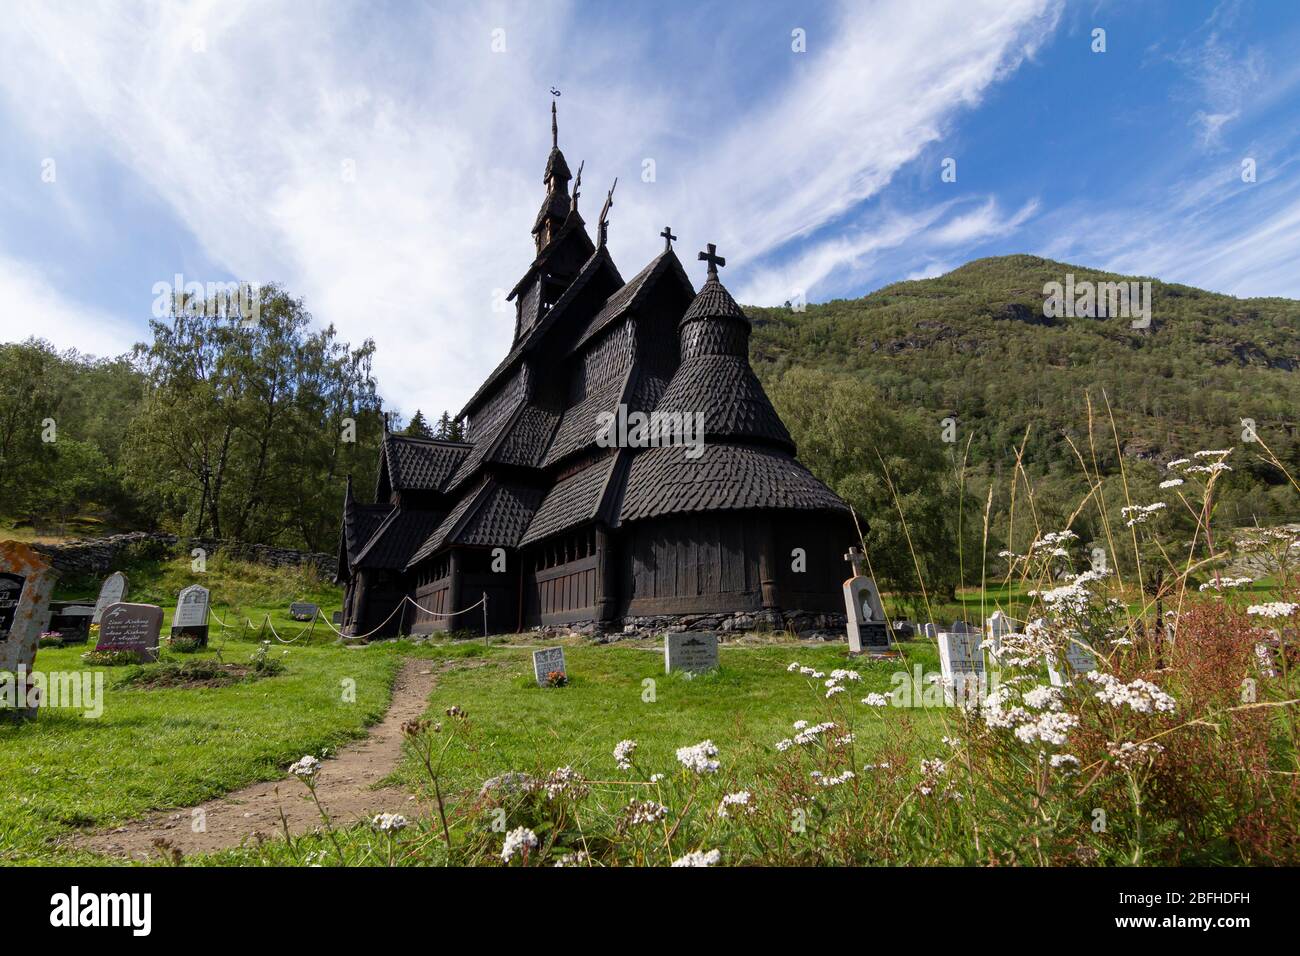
[0,0,1063,418]
[0,255,134,359]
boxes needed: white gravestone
[938,629,985,705]
[665,632,719,674]
[92,571,128,625]
[986,611,1012,656]
[1047,634,1097,687]
[923,622,937,641]
[1,543,57,718]
[532,647,567,686]
[842,548,889,653]
[172,584,211,646]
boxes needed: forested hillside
[4,257,1298,596]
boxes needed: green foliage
[766,368,976,602]
[750,254,1300,540]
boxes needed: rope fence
[205,592,491,644]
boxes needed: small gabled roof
[338,483,393,580]
[354,507,445,570]
[379,433,471,493]
[406,478,543,568]
[520,451,623,546]
[570,247,695,354]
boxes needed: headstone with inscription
[171,584,211,647]
[1,542,57,719]
[842,548,889,653]
[938,628,985,705]
[92,571,128,625]
[532,646,567,686]
[289,602,319,622]
[332,611,343,626]
[665,631,719,674]
[95,603,163,663]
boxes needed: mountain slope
[748,255,1300,518]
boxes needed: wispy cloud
[0,0,1064,416]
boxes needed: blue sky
[2,0,1299,419]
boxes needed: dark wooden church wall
[621,513,764,616]
[460,548,518,634]
[522,526,600,626]
[411,574,453,633]
[359,570,408,637]
[774,513,855,612]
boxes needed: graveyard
[2,523,1298,867]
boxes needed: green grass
[0,640,407,865]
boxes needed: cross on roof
[698,242,726,278]
[660,226,677,251]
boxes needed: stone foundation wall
[532,609,847,642]
[29,532,334,580]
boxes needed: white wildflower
[613,739,637,771]
[676,740,720,774]
[501,826,538,863]
[671,848,722,867]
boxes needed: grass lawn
[0,639,407,865]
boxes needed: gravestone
[938,629,985,705]
[48,602,94,644]
[986,611,1012,656]
[665,631,719,674]
[892,620,915,640]
[1047,634,1097,687]
[532,646,567,686]
[171,584,211,647]
[922,622,937,641]
[1,542,56,719]
[95,603,163,663]
[842,548,889,653]
[289,602,319,622]
[331,611,343,626]
[92,571,128,625]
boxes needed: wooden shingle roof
[355,507,446,570]
[406,478,543,567]
[619,442,848,522]
[520,453,619,546]
[381,434,471,492]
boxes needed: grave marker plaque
[95,603,163,663]
[92,571,128,624]
[938,629,985,706]
[48,603,94,644]
[289,602,318,622]
[532,646,567,686]
[171,584,211,647]
[842,548,889,653]
[665,632,719,674]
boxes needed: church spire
[534,98,573,250]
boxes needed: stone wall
[533,609,848,642]
[29,532,335,580]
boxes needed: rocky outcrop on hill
[28,532,334,579]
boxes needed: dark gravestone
[48,602,94,644]
[289,602,318,622]
[95,603,163,662]
[171,584,211,647]
[532,647,566,686]
[331,611,343,626]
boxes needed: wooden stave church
[336,105,855,638]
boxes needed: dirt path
[75,658,437,862]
